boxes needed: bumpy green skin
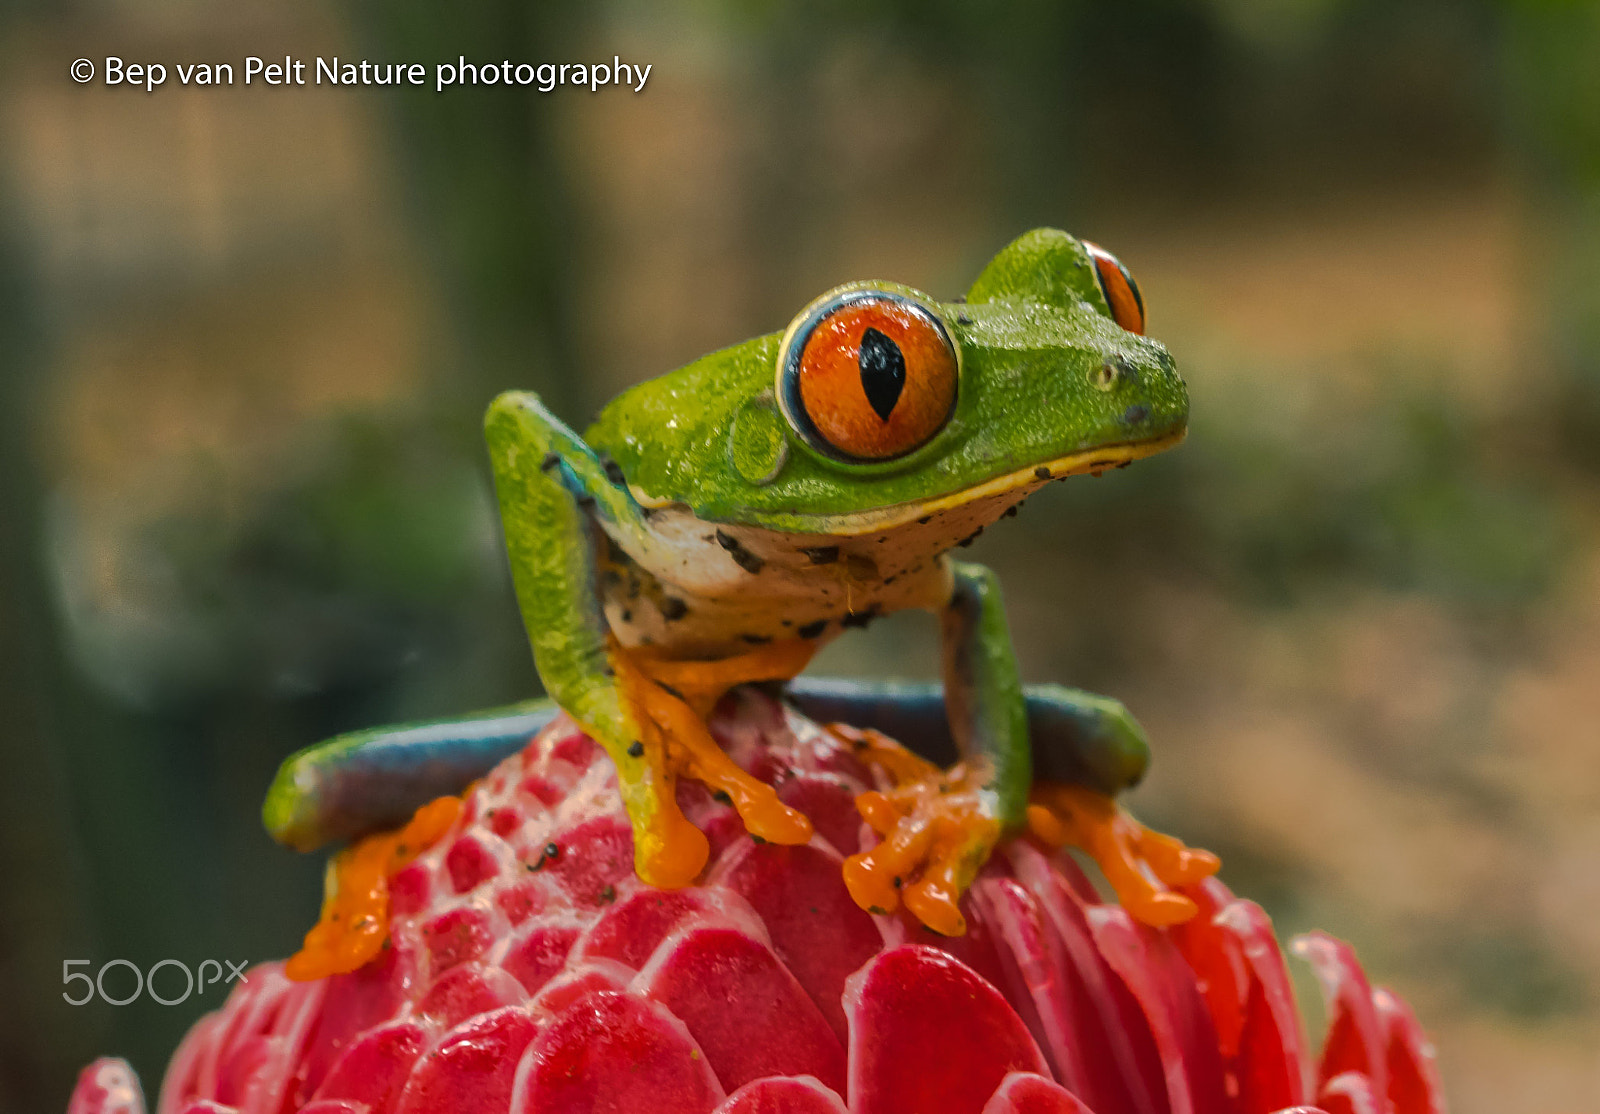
[265,228,1183,884]
[587,229,1185,531]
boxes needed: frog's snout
[1096,347,1187,442]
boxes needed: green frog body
[266,229,1218,970]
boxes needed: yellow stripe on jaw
[629,428,1186,538]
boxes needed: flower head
[69,688,1445,1114]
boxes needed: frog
[265,228,1220,978]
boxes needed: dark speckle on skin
[599,455,628,485]
[1123,403,1150,424]
[740,633,772,644]
[799,545,839,565]
[955,313,972,326]
[1034,466,1052,480]
[540,452,562,473]
[797,619,828,639]
[716,529,765,574]
[659,596,688,620]
[841,605,881,629]
[957,527,984,548]
[917,515,932,525]
[1002,505,1019,519]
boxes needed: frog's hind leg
[1025,783,1219,926]
[823,561,1219,934]
[786,676,1155,796]
[486,392,812,889]
[263,700,562,852]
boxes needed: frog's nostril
[1123,403,1150,425]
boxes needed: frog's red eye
[778,289,958,462]
[1084,241,1146,335]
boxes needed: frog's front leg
[840,560,1025,934]
[485,392,813,888]
[839,559,1218,934]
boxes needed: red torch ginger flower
[67,688,1447,1114]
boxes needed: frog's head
[590,228,1187,538]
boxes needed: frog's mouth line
[793,427,1188,537]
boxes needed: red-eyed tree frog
[266,228,1219,978]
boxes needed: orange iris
[1085,241,1146,335]
[793,297,957,461]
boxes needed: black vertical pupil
[858,327,906,421]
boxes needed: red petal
[389,861,433,917]
[394,1006,538,1114]
[577,885,761,970]
[212,971,324,1114]
[501,922,581,997]
[1292,933,1388,1103]
[981,1072,1098,1114]
[1086,907,1229,1114]
[1221,902,1309,1114]
[528,960,632,1015]
[159,1014,221,1113]
[844,944,1048,1114]
[639,925,847,1095]
[713,1076,849,1113]
[715,840,884,1041]
[1007,842,1168,1114]
[968,876,1083,1093]
[547,731,599,769]
[421,906,495,973]
[1317,1071,1385,1114]
[67,1058,146,1114]
[511,989,725,1114]
[494,877,552,926]
[294,937,418,1105]
[1170,879,1248,1060]
[174,1103,239,1114]
[543,816,635,908]
[446,833,506,894]
[311,1018,430,1113]
[777,773,868,856]
[419,962,527,1029]
[1373,990,1445,1114]
[297,1100,370,1113]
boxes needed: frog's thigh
[264,700,561,852]
[1020,685,1150,797]
[486,391,705,885]
[784,678,1149,797]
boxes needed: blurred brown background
[2,1,1598,1111]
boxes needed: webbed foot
[1025,782,1219,926]
[610,638,817,887]
[286,795,463,980]
[833,725,1003,936]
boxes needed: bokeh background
[3,1,1599,1110]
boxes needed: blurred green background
[3,1,1599,1110]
